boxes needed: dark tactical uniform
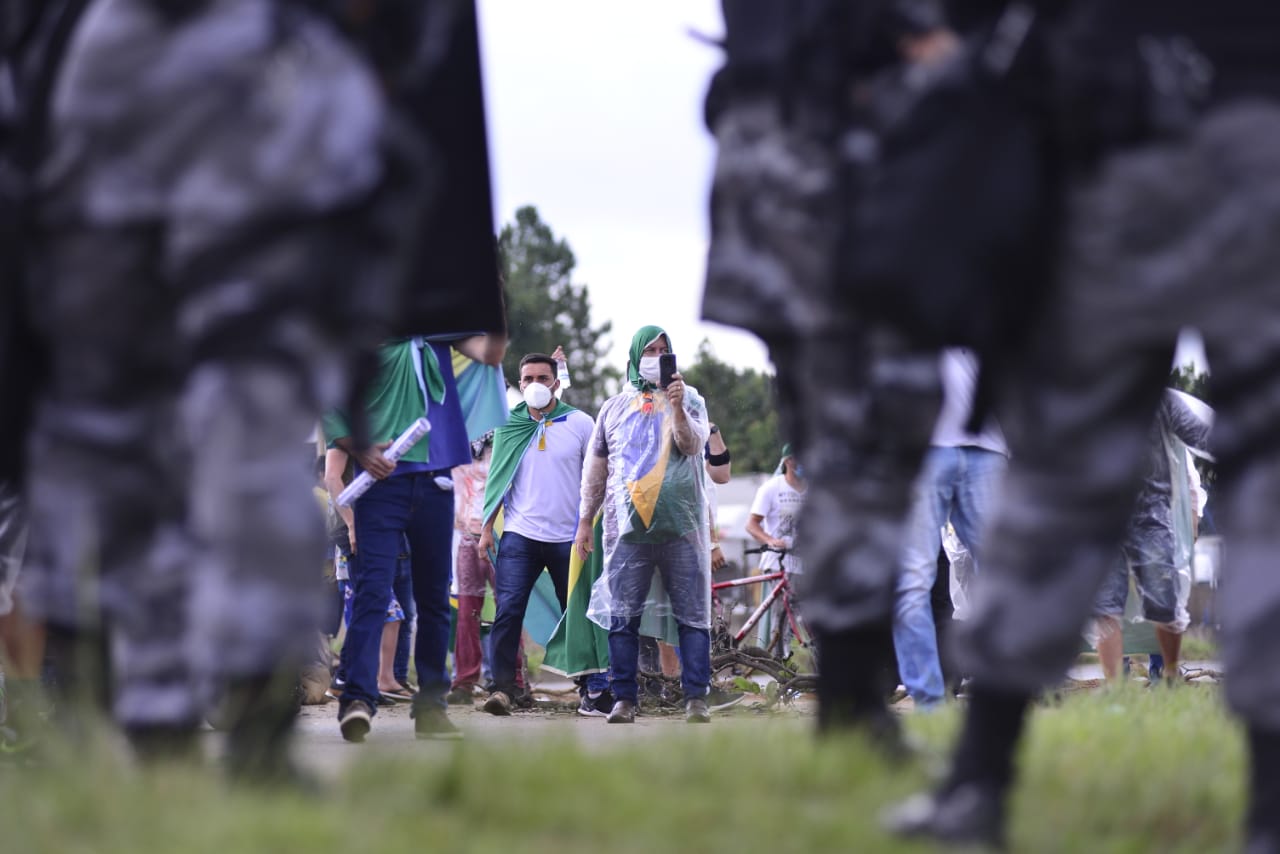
[955,101,1280,717]
[19,0,387,730]
[702,1,945,659]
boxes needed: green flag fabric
[542,513,610,677]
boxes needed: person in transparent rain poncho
[1089,388,1210,684]
[573,326,713,724]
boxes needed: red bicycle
[710,546,817,699]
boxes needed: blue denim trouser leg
[608,617,644,703]
[342,486,401,714]
[606,536,709,702]
[392,536,415,685]
[676,624,711,700]
[894,446,1006,706]
[403,479,455,712]
[342,473,454,717]
[489,532,571,694]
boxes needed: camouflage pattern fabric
[703,95,942,637]
[19,0,386,728]
[955,103,1280,730]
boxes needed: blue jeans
[489,532,570,694]
[340,472,453,717]
[392,537,415,685]
[606,537,710,702]
[894,446,1006,706]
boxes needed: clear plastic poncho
[583,383,712,630]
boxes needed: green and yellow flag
[542,513,610,677]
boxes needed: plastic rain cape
[583,382,712,630]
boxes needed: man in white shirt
[745,445,807,650]
[479,352,595,716]
[746,445,806,576]
[894,349,1008,709]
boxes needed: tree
[681,339,780,473]
[498,206,617,414]
[1169,363,1210,401]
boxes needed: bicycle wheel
[710,645,797,691]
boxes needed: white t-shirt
[503,409,595,543]
[932,348,1008,455]
[748,474,805,574]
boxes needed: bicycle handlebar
[743,545,788,556]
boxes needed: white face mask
[638,355,662,384]
[523,382,553,410]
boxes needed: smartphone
[659,353,678,389]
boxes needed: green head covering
[627,325,670,390]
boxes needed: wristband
[706,449,731,466]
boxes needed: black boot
[125,723,201,764]
[1246,727,1280,854]
[221,671,308,787]
[884,683,1031,849]
[42,623,112,746]
[814,624,907,758]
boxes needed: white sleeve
[749,478,774,519]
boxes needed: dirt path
[288,685,818,779]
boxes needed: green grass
[0,685,1242,853]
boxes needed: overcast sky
[476,2,1209,381]
[477,0,773,376]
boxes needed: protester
[745,444,807,651]
[575,326,713,724]
[323,334,505,743]
[448,432,499,705]
[1091,390,1210,684]
[705,422,732,573]
[479,349,594,717]
[893,349,1007,709]
[323,448,415,704]
[745,444,806,576]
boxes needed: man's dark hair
[519,353,556,375]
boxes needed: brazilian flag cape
[481,399,579,529]
[541,512,610,677]
[480,399,580,647]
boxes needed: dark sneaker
[483,691,513,716]
[445,687,475,706]
[606,699,636,724]
[883,782,1006,849]
[707,688,745,711]
[685,698,711,724]
[578,691,613,718]
[338,700,373,743]
[413,706,463,740]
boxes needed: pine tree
[498,206,618,415]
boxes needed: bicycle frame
[712,570,806,649]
